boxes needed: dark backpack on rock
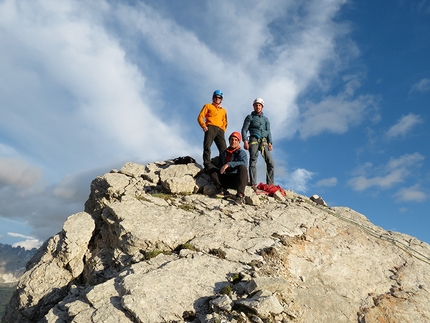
[173,156,196,165]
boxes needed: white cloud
[284,168,315,193]
[8,232,42,249]
[315,177,338,187]
[112,0,368,141]
[385,114,423,139]
[410,78,430,93]
[348,153,424,191]
[53,166,109,201]
[386,152,424,170]
[0,184,84,243]
[0,0,381,243]
[0,143,20,157]
[7,232,33,239]
[0,0,369,161]
[0,157,42,188]
[12,239,42,250]
[0,0,193,174]
[394,185,427,202]
[299,89,378,139]
[348,170,404,191]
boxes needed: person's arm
[197,105,209,131]
[227,149,248,169]
[219,151,229,174]
[223,110,228,131]
[265,117,273,150]
[241,115,251,150]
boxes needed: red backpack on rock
[256,183,286,196]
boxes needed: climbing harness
[249,137,268,157]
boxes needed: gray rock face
[3,161,430,323]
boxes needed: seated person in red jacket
[208,132,248,204]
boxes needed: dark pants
[248,137,275,185]
[209,164,248,196]
[203,125,227,168]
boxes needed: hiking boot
[234,194,245,205]
[216,188,230,198]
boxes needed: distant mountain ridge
[0,243,37,285]
[2,161,430,322]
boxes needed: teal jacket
[219,148,248,174]
[241,111,273,144]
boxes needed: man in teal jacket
[241,98,275,187]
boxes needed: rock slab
[3,161,430,323]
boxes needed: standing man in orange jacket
[197,90,228,170]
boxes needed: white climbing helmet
[253,98,264,107]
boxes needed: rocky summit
[3,160,430,323]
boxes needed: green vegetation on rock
[0,285,16,320]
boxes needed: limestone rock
[162,174,198,194]
[3,160,430,323]
[210,294,233,312]
[245,193,261,206]
[119,162,147,178]
[3,212,95,323]
[245,277,290,294]
[273,190,285,202]
[235,290,285,318]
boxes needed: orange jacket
[197,103,228,131]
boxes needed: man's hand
[203,126,208,132]
[244,141,249,150]
[268,143,273,151]
[220,164,229,174]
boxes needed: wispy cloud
[284,168,315,193]
[0,157,42,188]
[0,0,382,243]
[0,0,365,170]
[315,177,338,187]
[7,232,33,239]
[299,76,379,139]
[410,78,430,93]
[385,113,423,139]
[0,0,194,170]
[348,153,424,191]
[394,184,427,202]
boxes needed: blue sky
[0,0,429,249]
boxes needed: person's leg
[213,127,227,154]
[208,168,222,189]
[218,174,232,196]
[203,126,216,168]
[248,140,259,185]
[263,146,275,184]
[236,165,248,196]
[220,174,234,190]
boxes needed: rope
[305,200,430,266]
